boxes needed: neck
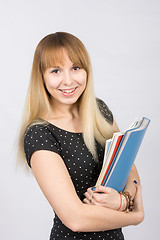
[48,99,80,119]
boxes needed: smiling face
[43,49,87,108]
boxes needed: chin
[61,97,79,105]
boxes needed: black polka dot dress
[24,99,125,240]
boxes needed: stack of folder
[96,117,151,192]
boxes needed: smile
[59,87,77,94]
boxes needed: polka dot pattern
[24,99,124,239]
[50,215,124,239]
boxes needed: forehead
[53,49,73,66]
[41,47,83,71]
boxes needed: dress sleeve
[96,98,114,124]
[24,124,61,168]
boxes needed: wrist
[116,194,127,212]
[119,191,134,212]
[121,195,127,211]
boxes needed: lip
[59,87,77,96]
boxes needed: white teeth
[61,88,76,93]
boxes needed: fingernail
[91,187,96,191]
[134,180,137,184]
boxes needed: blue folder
[102,117,150,192]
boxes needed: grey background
[0,0,159,239]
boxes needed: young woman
[18,32,144,240]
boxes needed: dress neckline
[39,118,83,135]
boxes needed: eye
[73,66,80,71]
[51,69,60,74]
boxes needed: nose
[63,70,73,86]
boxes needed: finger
[94,185,108,193]
[84,191,93,200]
[87,187,94,196]
[92,192,106,203]
[91,185,116,194]
[134,184,143,203]
[86,187,93,192]
[90,196,104,206]
[84,196,95,205]
[134,181,141,197]
[133,182,144,211]
[83,198,91,204]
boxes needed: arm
[31,150,144,232]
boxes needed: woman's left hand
[83,186,123,211]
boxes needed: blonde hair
[18,32,115,168]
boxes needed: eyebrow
[51,66,60,68]
[51,63,78,68]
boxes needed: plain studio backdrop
[0,0,159,239]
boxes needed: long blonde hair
[18,32,115,168]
